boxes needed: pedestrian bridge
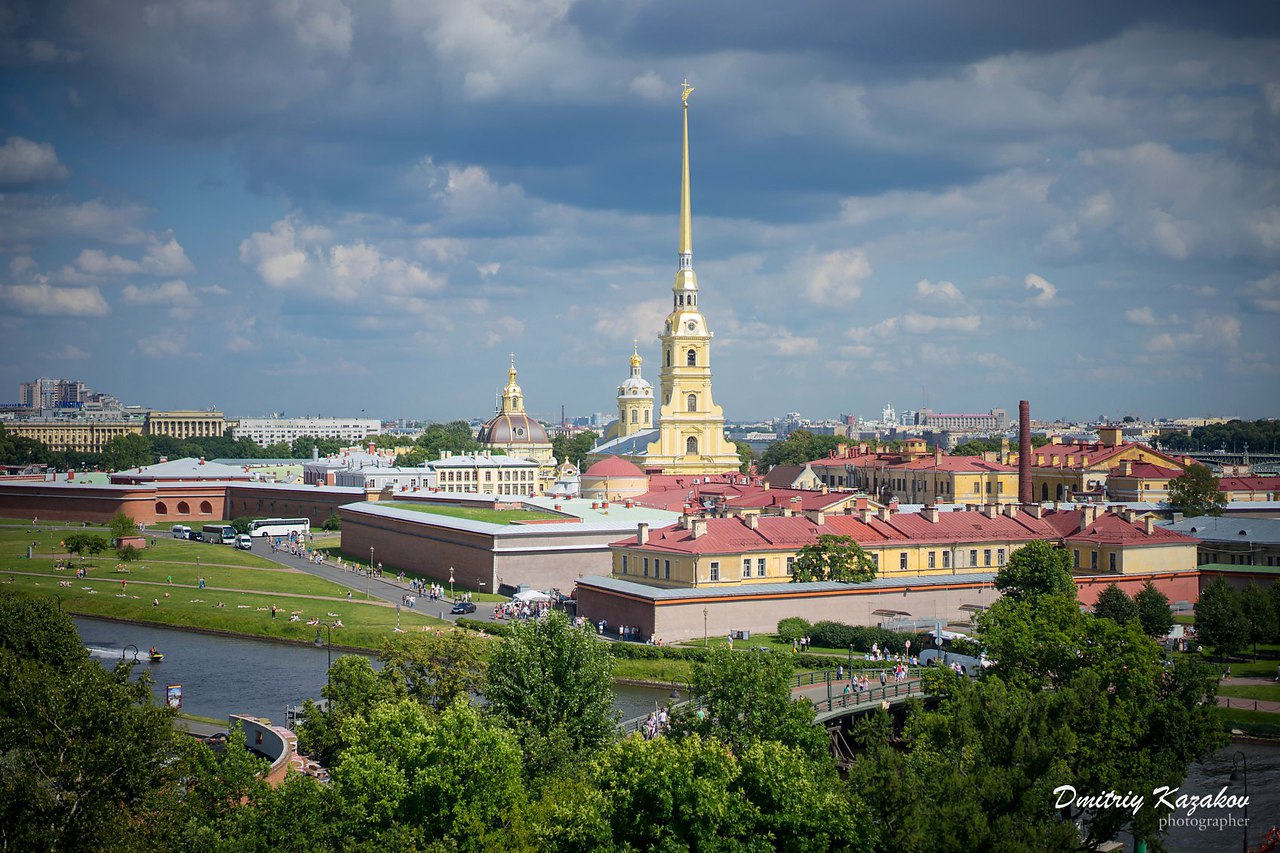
[617,668,924,735]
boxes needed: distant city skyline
[1,2,1277,422]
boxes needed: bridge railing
[808,678,923,715]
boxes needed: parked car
[187,530,203,542]
[450,601,477,615]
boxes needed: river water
[73,617,1277,849]
[74,616,672,723]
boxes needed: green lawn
[380,502,561,525]
[1216,707,1280,737]
[0,523,451,648]
[1219,684,1280,702]
[612,657,695,684]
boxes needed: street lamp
[1229,751,1248,853]
[449,566,455,602]
[368,546,374,600]
[314,623,333,700]
[703,607,708,647]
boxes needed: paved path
[250,545,487,624]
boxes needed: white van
[234,534,253,550]
[171,525,190,539]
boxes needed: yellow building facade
[144,410,226,440]
[5,419,143,453]
[611,505,1200,589]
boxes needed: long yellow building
[610,504,1198,589]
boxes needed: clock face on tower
[686,320,696,331]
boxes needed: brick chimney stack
[1018,400,1033,504]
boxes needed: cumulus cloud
[0,137,69,185]
[1145,313,1241,354]
[51,344,89,360]
[914,279,963,303]
[1024,273,1058,306]
[0,280,109,316]
[804,248,871,305]
[0,197,151,247]
[137,330,188,359]
[121,279,199,308]
[1125,306,1158,326]
[629,72,667,101]
[901,313,982,334]
[1247,273,1280,313]
[75,237,195,277]
[243,216,447,306]
[484,315,525,347]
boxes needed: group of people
[865,643,914,665]
[640,706,671,740]
[493,600,550,621]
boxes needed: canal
[75,615,673,723]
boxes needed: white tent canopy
[513,589,551,603]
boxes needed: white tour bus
[201,524,238,545]
[247,517,311,539]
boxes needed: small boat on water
[148,646,164,663]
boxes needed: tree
[334,699,527,846]
[107,511,139,540]
[0,591,183,852]
[1270,580,1280,644]
[230,516,254,535]
[790,534,877,583]
[550,430,599,466]
[1092,582,1137,625]
[98,432,152,471]
[863,574,1226,852]
[1194,576,1250,660]
[396,420,479,467]
[322,511,341,531]
[732,440,755,474]
[483,610,616,775]
[379,631,487,713]
[62,533,109,564]
[1134,580,1174,638]
[115,543,141,562]
[297,654,402,765]
[951,437,1003,457]
[1168,463,1226,517]
[549,734,877,853]
[669,647,829,761]
[759,429,845,470]
[1239,581,1277,659]
[993,539,1076,603]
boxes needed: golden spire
[630,339,642,368]
[508,352,517,386]
[679,79,693,259]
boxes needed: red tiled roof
[1219,476,1280,493]
[1025,442,1184,471]
[898,455,1016,473]
[1113,462,1183,479]
[584,456,645,478]
[614,506,1199,555]
[1063,513,1200,546]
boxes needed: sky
[1,1,1278,426]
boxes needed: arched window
[686,348,697,366]
[630,409,638,423]
[666,349,671,367]
[199,500,213,514]
[687,393,697,412]
[155,502,168,515]
[177,500,190,515]
[1041,483,1049,501]
[686,436,698,455]
[1055,484,1064,500]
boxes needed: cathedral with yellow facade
[589,83,741,475]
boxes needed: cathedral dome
[618,375,653,396]
[584,456,645,478]
[477,413,550,446]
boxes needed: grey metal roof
[590,429,659,457]
[575,571,999,601]
[1161,516,1280,544]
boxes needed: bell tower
[645,82,741,474]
